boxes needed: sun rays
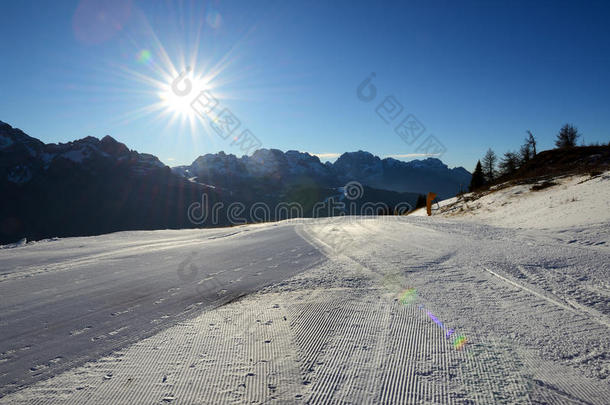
[95,4,251,143]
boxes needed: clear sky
[1,0,609,171]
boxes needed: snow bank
[413,171,610,230]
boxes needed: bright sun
[158,70,207,118]
[159,87,193,117]
[112,29,231,134]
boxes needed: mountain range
[172,149,470,198]
[0,121,470,243]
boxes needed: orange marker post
[426,192,437,216]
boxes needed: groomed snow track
[1,216,609,404]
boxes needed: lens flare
[136,49,152,64]
[398,288,417,305]
[416,298,467,351]
[453,335,467,350]
[206,10,222,29]
[73,0,132,45]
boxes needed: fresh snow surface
[413,171,610,229]
[1,179,609,403]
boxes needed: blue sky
[1,0,609,171]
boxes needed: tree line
[469,123,581,191]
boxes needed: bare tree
[482,148,497,182]
[526,130,536,156]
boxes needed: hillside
[499,145,610,182]
[413,146,610,243]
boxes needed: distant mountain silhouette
[0,121,225,244]
[331,151,471,197]
[0,121,469,243]
[174,150,470,198]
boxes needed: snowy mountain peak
[405,157,447,170]
[335,150,381,165]
[100,135,130,157]
[0,122,167,185]
[175,149,470,198]
[0,121,45,155]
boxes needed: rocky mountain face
[0,121,224,244]
[175,150,471,198]
[331,151,471,196]
[0,122,168,183]
[0,121,469,243]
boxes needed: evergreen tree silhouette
[469,160,485,191]
[555,124,580,148]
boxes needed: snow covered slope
[0,223,324,397]
[1,210,608,403]
[413,171,610,236]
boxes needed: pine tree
[519,143,531,165]
[415,194,427,209]
[469,160,485,191]
[481,148,497,182]
[499,151,519,176]
[555,124,580,148]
